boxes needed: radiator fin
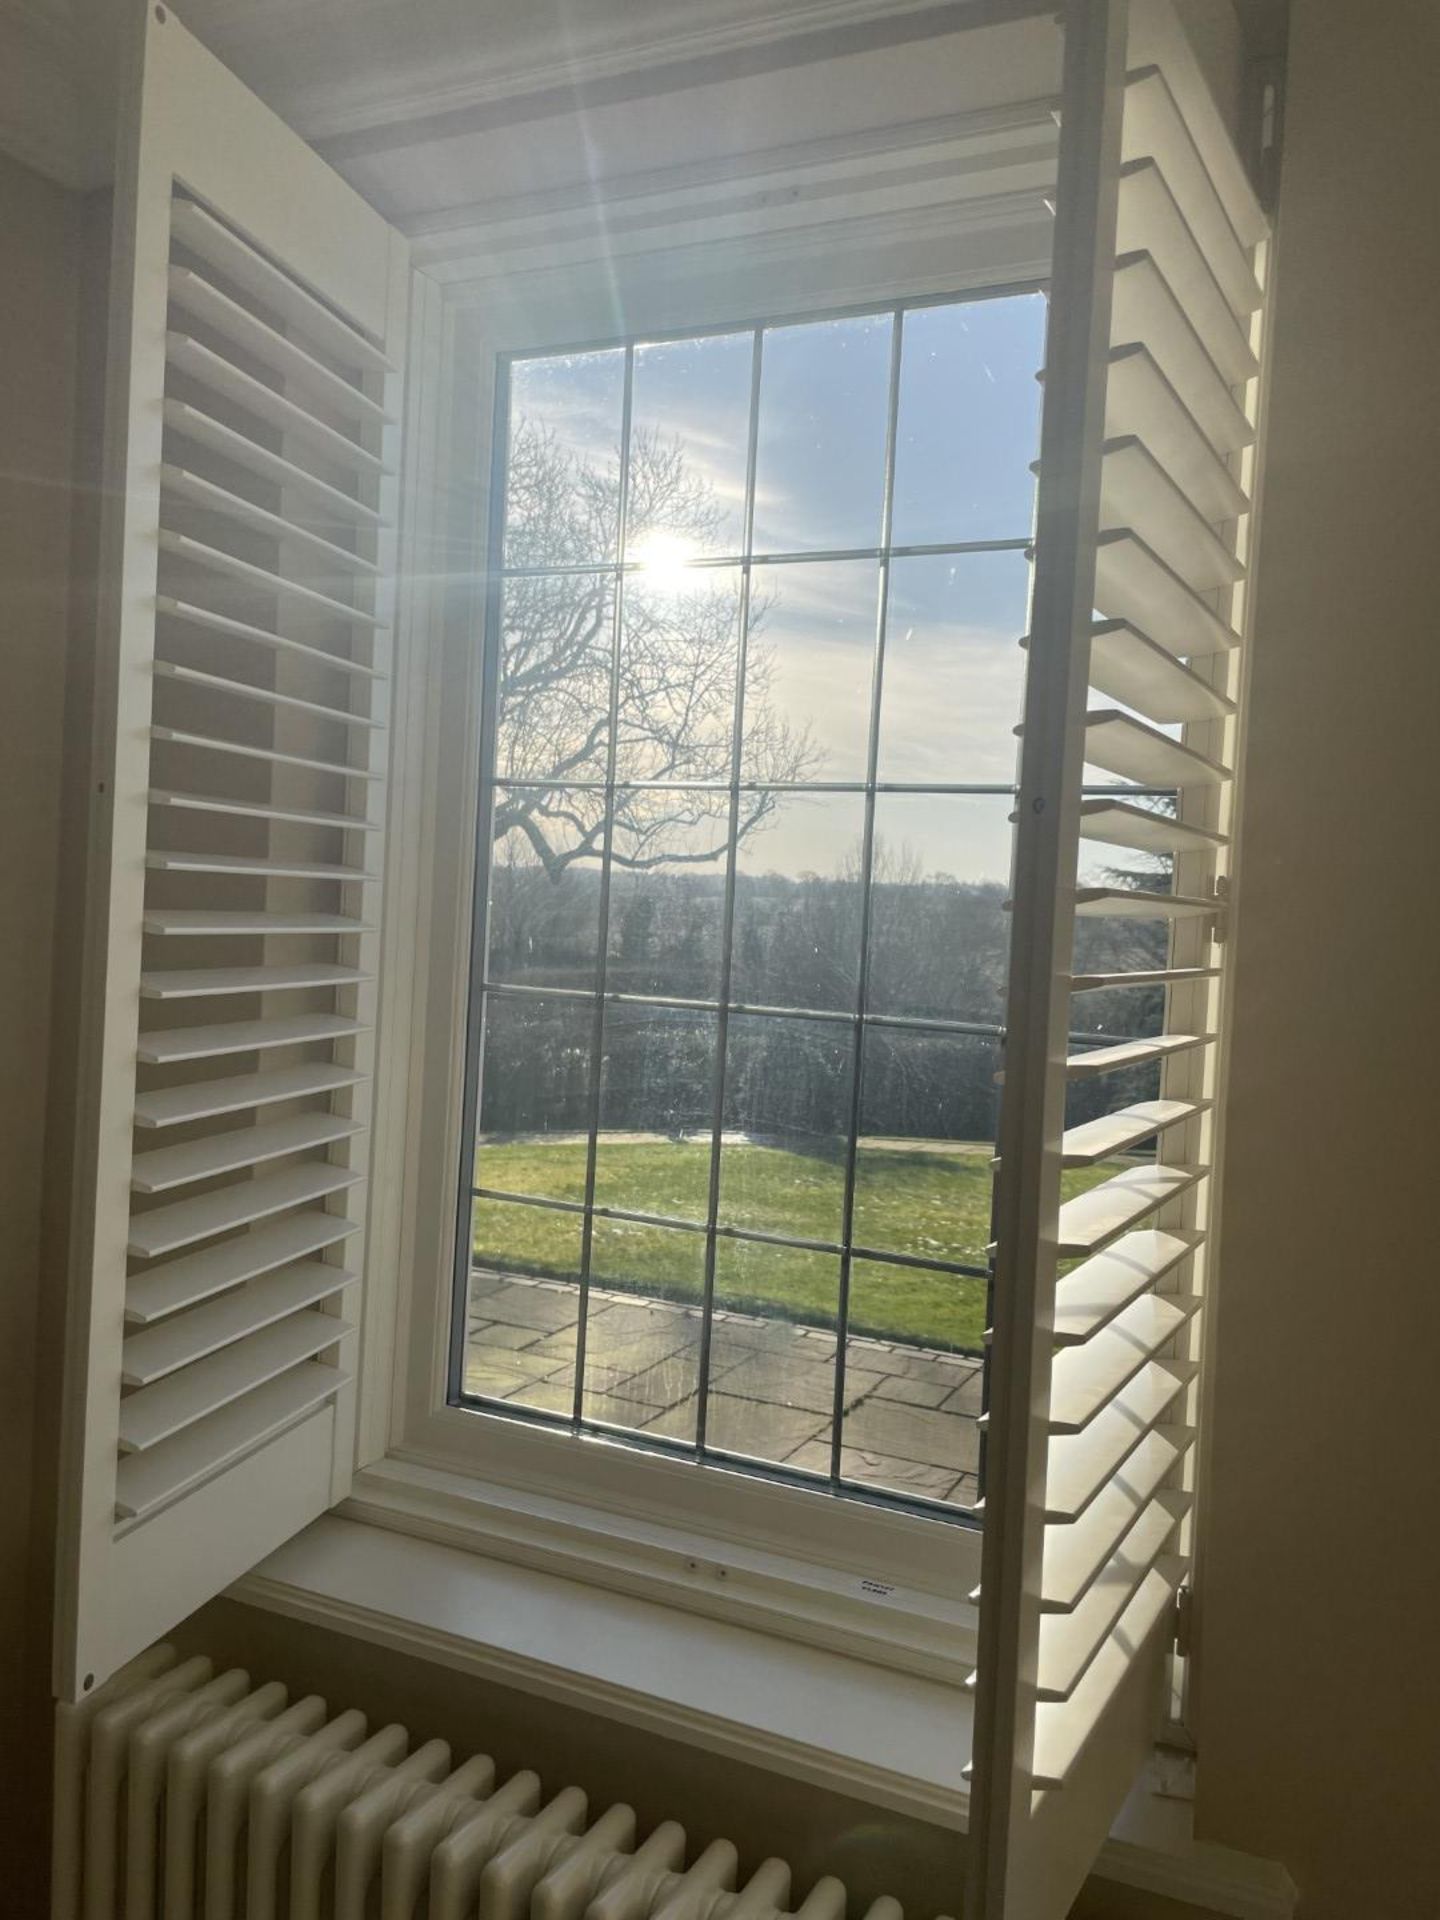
[54,1649,946,1920]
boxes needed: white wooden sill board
[234,1515,972,1827]
[231,1516,1295,1915]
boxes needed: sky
[503,292,1049,885]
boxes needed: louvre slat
[1121,71,1263,317]
[1067,1033,1212,1078]
[1079,799,1225,854]
[167,267,392,426]
[1042,1454,1188,1611]
[126,1163,362,1260]
[1052,1229,1200,1344]
[161,402,384,530]
[133,1062,365,1130]
[1104,345,1247,522]
[153,659,380,729]
[114,1362,346,1523]
[149,789,378,831]
[1046,1373,1196,1523]
[150,726,381,782]
[1055,1166,1203,1259]
[136,1013,366,1065]
[1116,161,1259,373]
[1074,887,1219,920]
[131,1113,365,1193]
[160,465,380,575]
[147,850,374,881]
[158,596,381,678]
[1044,1543,1190,1712]
[165,333,386,478]
[121,1264,353,1386]
[970,1468,1185,1621]
[1110,253,1254,458]
[1127,0,1270,243]
[1060,1100,1204,1167]
[117,1310,351,1453]
[1070,965,1218,993]
[169,197,393,374]
[1022,623,1235,723]
[1038,1546,1186,1703]
[1086,619,1235,725]
[1094,531,1240,659]
[1084,708,1229,786]
[1098,437,1242,592]
[157,530,384,628]
[140,909,369,937]
[1030,1569,1179,1788]
[141,963,369,1001]
[125,1212,360,1325]
[1051,1294,1201,1430]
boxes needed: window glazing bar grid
[828,305,907,1479]
[567,342,638,1429]
[488,1392,970,1524]
[476,982,1118,1051]
[471,1184,993,1285]
[459,292,1055,1510]
[693,327,767,1454]
[493,779,1178,797]
[497,535,1034,580]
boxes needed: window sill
[233,1509,972,1825]
[337,1451,977,1684]
[229,1507,1296,1918]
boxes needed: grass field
[473,1137,1119,1351]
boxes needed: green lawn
[474,1138,1118,1352]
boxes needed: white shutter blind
[966,1,1269,1913]
[55,3,409,1699]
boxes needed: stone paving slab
[841,1396,980,1476]
[645,1393,831,1461]
[714,1349,881,1416]
[466,1268,983,1509]
[786,1439,976,1505]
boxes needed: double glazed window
[453,289,1160,1513]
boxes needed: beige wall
[0,147,82,1913]
[1193,2,1440,1914]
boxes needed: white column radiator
[54,1646,929,1920]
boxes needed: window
[453,290,1156,1516]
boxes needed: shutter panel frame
[53,1,410,1701]
[967,0,1271,1912]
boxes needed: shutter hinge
[1208,873,1231,945]
[1173,1583,1195,1659]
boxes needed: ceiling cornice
[311,0,1044,165]
[408,96,1058,258]
[296,0,959,144]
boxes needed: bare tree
[494,422,815,879]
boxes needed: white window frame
[357,198,1061,1665]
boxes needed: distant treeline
[479,860,1169,1150]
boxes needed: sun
[629,530,698,591]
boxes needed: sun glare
[630,530,698,590]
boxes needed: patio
[466,1268,984,1507]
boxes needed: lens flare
[629,530,698,590]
